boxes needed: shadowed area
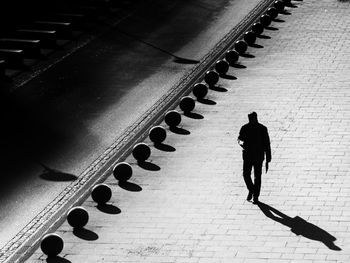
[231,63,246,69]
[219,74,237,80]
[258,203,342,251]
[154,143,176,152]
[250,43,264,48]
[197,98,217,105]
[0,0,242,249]
[46,256,72,263]
[173,57,200,64]
[240,53,255,58]
[96,204,121,215]
[0,93,89,191]
[73,228,99,241]
[257,34,271,39]
[273,18,285,22]
[114,27,201,65]
[266,26,279,31]
[184,112,204,119]
[209,85,228,92]
[169,126,190,135]
[138,161,161,171]
[39,167,77,182]
[118,181,142,192]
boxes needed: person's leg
[243,159,254,200]
[253,161,263,202]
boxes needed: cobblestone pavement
[26,0,350,262]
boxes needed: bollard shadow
[138,160,161,171]
[173,57,200,64]
[209,85,228,92]
[273,18,285,23]
[231,63,246,69]
[118,181,142,192]
[257,34,271,39]
[197,98,216,105]
[96,204,121,214]
[46,256,71,263]
[257,202,342,251]
[73,227,99,241]
[169,126,190,135]
[39,166,77,182]
[154,142,176,152]
[240,53,255,58]
[281,11,292,15]
[249,43,264,48]
[266,26,279,31]
[184,111,204,120]
[219,74,237,80]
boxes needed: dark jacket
[238,122,271,162]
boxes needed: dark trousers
[243,159,263,198]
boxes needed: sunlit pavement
[26,0,350,262]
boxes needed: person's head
[248,111,258,124]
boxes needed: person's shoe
[246,192,253,201]
[252,198,259,204]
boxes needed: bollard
[41,233,64,257]
[251,22,264,35]
[215,60,229,75]
[225,49,239,65]
[149,126,167,144]
[165,110,181,127]
[113,162,132,182]
[282,0,291,5]
[91,184,112,205]
[274,0,285,12]
[266,7,279,19]
[204,70,219,86]
[132,143,151,162]
[234,40,248,54]
[192,83,208,99]
[243,31,256,46]
[260,14,272,27]
[179,96,195,113]
[67,206,89,229]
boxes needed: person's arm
[237,126,245,148]
[264,127,271,162]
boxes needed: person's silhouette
[238,112,271,203]
[258,202,341,250]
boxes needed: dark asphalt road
[0,0,261,248]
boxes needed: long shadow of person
[257,202,341,251]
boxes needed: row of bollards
[40,0,294,258]
[41,183,113,257]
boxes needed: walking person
[238,112,271,204]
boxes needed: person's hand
[237,139,245,148]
